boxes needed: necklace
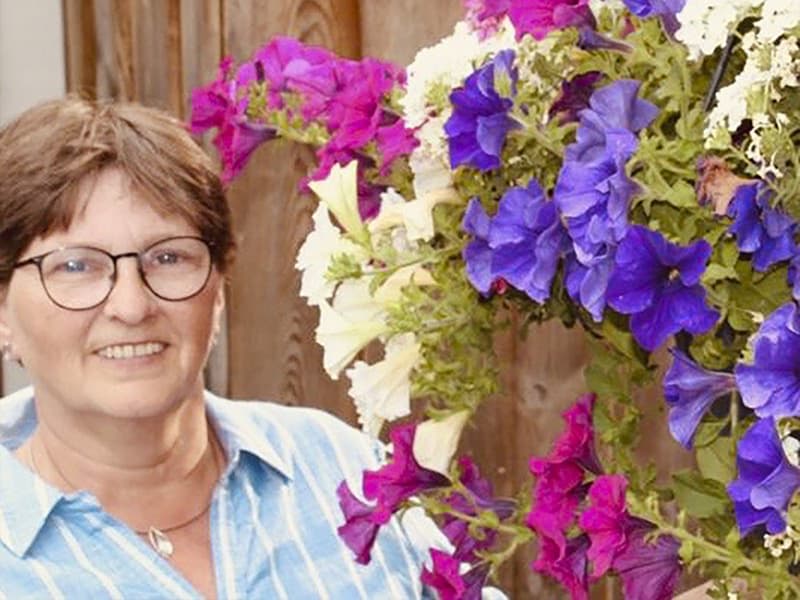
[28,434,221,559]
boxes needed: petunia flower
[362,423,450,523]
[295,204,364,306]
[445,49,520,171]
[727,181,796,273]
[613,520,683,600]
[420,549,466,599]
[507,0,594,41]
[579,475,682,599]
[549,71,604,124]
[489,179,570,303]
[606,225,719,352]
[413,411,471,475]
[336,481,382,565]
[663,348,737,449]
[315,280,389,379]
[464,0,512,39]
[369,187,459,242]
[728,417,800,536]
[346,333,422,437]
[565,79,659,165]
[462,198,496,295]
[622,0,686,35]
[735,303,800,418]
[578,474,629,577]
[528,394,601,555]
[533,534,591,600]
[308,160,369,244]
[440,456,516,561]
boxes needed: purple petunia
[445,50,520,171]
[727,182,797,273]
[663,348,737,449]
[441,456,515,561]
[735,303,800,418]
[606,226,719,352]
[549,71,604,124]
[565,79,659,165]
[579,475,682,600]
[462,198,495,295]
[728,417,800,536]
[489,179,570,303]
[622,0,686,35]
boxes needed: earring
[1,341,13,362]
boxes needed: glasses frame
[13,235,215,311]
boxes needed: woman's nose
[101,258,157,323]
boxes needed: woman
[0,98,445,598]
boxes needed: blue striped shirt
[0,387,445,599]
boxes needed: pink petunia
[508,0,594,41]
[578,474,629,577]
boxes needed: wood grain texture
[180,0,222,119]
[62,0,98,98]
[221,0,359,421]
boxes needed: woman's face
[0,168,225,422]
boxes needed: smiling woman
[0,98,460,599]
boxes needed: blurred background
[0,2,692,596]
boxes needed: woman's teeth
[97,342,165,359]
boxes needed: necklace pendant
[147,526,174,558]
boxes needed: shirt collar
[0,387,292,557]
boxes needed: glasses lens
[140,237,212,300]
[40,247,114,309]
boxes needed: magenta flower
[728,417,800,536]
[362,423,450,523]
[508,0,595,41]
[578,474,629,577]
[420,549,465,599]
[580,475,682,599]
[336,481,381,565]
[464,0,512,38]
[528,394,601,555]
[533,534,591,600]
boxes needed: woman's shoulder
[205,391,385,473]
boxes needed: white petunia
[308,161,368,243]
[412,411,471,476]
[295,204,364,306]
[315,279,389,379]
[374,265,436,305]
[346,332,422,437]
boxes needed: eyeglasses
[13,236,214,311]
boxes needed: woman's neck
[19,391,222,533]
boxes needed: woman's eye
[55,259,90,273]
[154,252,182,265]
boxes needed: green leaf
[696,435,736,483]
[694,417,730,447]
[703,263,739,285]
[672,470,731,518]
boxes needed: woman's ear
[210,284,225,348]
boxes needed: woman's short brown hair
[0,97,234,286]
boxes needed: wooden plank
[180,0,222,119]
[62,0,98,97]
[221,0,360,420]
